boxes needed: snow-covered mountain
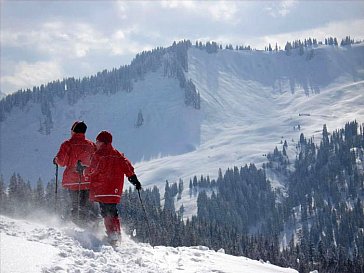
[0,214,298,273]
[1,42,364,193]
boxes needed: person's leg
[99,203,111,234]
[78,190,89,226]
[108,204,121,235]
[69,190,79,224]
[99,203,121,241]
[89,200,101,222]
[69,189,91,227]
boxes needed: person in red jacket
[54,121,97,226]
[85,130,141,244]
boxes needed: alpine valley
[1,39,364,273]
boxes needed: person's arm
[84,153,100,180]
[121,156,135,178]
[122,155,142,190]
[54,142,70,167]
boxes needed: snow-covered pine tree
[135,109,144,128]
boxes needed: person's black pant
[69,190,99,226]
[99,203,119,218]
[99,203,121,236]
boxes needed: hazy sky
[1,0,364,95]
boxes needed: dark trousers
[69,190,99,226]
[99,203,121,235]
[99,203,119,218]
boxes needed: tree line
[194,36,360,56]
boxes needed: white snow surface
[1,44,364,209]
[0,215,298,273]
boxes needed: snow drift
[0,215,298,273]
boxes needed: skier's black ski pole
[77,170,82,222]
[54,163,59,213]
[137,189,153,246]
[76,160,86,223]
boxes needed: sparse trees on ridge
[0,40,199,125]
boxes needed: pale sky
[1,0,364,95]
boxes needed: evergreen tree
[8,173,19,213]
[136,109,144,127]
[285,42,292,55]
[34,178,46,209]
[177,179,183,200]
[0,175,7,213]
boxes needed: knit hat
[96,130,112,144]
[71,121,87,133]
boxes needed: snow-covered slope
[1,44,364,193]
[0,215,298,273]
[139,44,364,189]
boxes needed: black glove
[128,175,142,190]
[76,160,86,174]
[53,157,57,165]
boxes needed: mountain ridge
[1,41,363,191]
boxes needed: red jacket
[85,144,135,203]
[55,133,96,190]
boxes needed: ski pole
[137,189,153,246]
[77,170,82,222]
[54,163,59,213]
[76,160,87,223]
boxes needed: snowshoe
[107,232,121,248]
